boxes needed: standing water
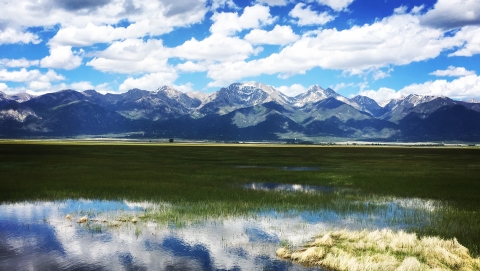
[0,196,439,270]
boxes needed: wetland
[1,141,479,270]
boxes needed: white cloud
[0,82,7,91]
[70,81,96,91]
[174,35,258,62]
[430,66,476,77]
[3,80,112,95]
[48,21,150,47]
[40,46,83,70]
[393,5,408,15]
[244,25,299,45]
[0,58,40,68]
[448,26,480,57]
[360,75,480,103]
[421,0,480,29]
[176,61,210,72]
[289,3,334,26]
[0,0,207,31]
[0,68,64,83]
[358,87,401,104]
[210,5,275,36]
[204,12,466,86]
[209,0,237,10]
[316,0,355,11]
[0,28,41,45]
[276,84,307,97]
[411,5,424,14]
[28,81,52,90]
[372,68,393,81]
[255,0,287,6]
[399,75,480,99]
[119,72,178,92]
[332,82,355,91]
[87,38,172,74]
[171,82,195,93]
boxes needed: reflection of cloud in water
[0,198,439,270]
[0,200,327,270]
[243,183,334,193]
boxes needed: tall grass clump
[277,229,480,271]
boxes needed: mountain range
[1,82,480,142]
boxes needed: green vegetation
[0,141,479,255]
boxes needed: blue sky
[0,0,479,102]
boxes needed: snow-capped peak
[0,91,35,103]
[293,85,361,109]
[239,82,290,105]
[156,86,183,97]
[293,85,336,107]
[403,94,440,107]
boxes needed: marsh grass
[277,229,480,271]
[1,142,479,255]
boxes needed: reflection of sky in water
[243,183,334,193]
[236,166,319,171]
[0,198,438,270]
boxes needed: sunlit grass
[277,229,480,271]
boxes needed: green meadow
[1,141,479,256]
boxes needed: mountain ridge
[1,82,479,142]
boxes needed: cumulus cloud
[0,82,7,91]
[399,75,480,99]
[448,26,480,57]
[360,75,480,103]
[176,61,210,73]
[210,4,275,36]
[430,66,476,77]
[174,35,258,62]
[421,0,480,29]
[0,28,41,45]
[316,0,355,11]
[0,0,207,49]
[53,0,111,12]
[0,0,208,30]
[40,46,83,70]
[209,0,237,10]
[358,87,402,104]
[276,84,307,97]
[204,12,467,86]
[332,82,355,91]
[244,25,300,45]
[87,38,172,74]
[255,0,288,6]
[289,3,334,26]
[0,58,39,68]
[0,68,64,83]
[48,21,150,47]
[119,72,178,92]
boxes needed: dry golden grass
[277,229,480,271]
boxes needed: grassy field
[1,141,479,256]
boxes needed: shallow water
[0,197,439,270]
[243,183,334,193]
[236,166,319,171]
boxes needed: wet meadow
[1,141,479,270]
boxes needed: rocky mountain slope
[1,83,479,141]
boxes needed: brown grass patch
[277,229,480,271]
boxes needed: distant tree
[169,138,174,143]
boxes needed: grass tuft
[277,229,480,271]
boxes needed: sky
[0,0,479,103]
